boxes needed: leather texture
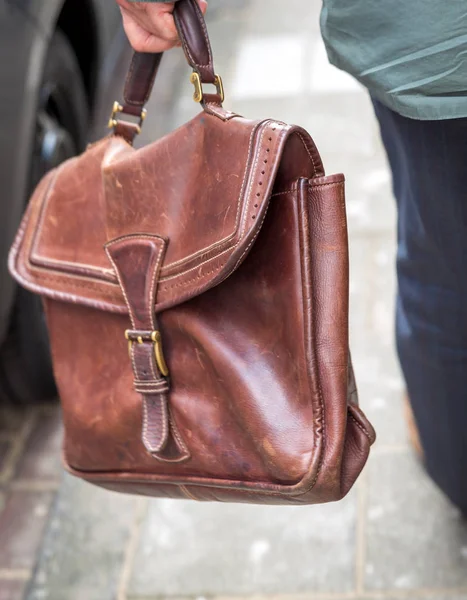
[8,0,375,504]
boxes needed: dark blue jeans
[372,98,467,515]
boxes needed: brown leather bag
[9,0,375,504]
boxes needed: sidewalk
[2,1,467,599]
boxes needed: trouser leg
[372,98,467,514]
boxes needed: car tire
[0,31,89,404]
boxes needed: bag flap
[9,112,323,314]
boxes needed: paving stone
[349,236,397,345]
[365,452,467,591]
[347,231,406,450]
[27,473,136,600]
[356,381,407,450]
[14,410,63,481]
[0,491,54,570]
[380,596,467,600]
[129,492,357,598]
[0,580,27,600]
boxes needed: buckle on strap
[125,330,169,377]
[108,101,147,135]
[190,71,224,104]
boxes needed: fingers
[118,0,208,53]
[120,7,177,52]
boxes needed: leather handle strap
[121,0,217,122]
[123,52,164,113]
[173,0,216,84]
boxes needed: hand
[116,0,208,53]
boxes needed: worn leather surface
[8,0,375,504]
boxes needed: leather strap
[123,52,164,114]
[173,0,216,84]
[105,234,190,463]
[116,0,220,143]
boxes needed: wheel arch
[0,0,102,344]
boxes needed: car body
[0,0,130,402]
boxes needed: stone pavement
[1,1,467,598]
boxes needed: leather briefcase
[9,0,375,504]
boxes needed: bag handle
[109,0,224,144]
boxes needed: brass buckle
[125,330,169,377]
[190,72,225,104]
[108,101,147,134]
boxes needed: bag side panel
[297,177,375,503]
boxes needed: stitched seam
[143,60,159,105]
[162,246,232,286]
[143,395,169,453]
[296,132,318,177]
[124,57,159,106]
[203,104,228,120]
[177,0,213,70]
[142,396,150,449]
[179,485,198,500]
[349,414,373,442]
[204,104,237,120]
[239,125,268,239]
[197,0,213,66]
[23,265,118,291]
[12,267,125,314]
[31,256,115,279]
[105,247,136,329]
[129,344,139,381]
[177,15,210,69]
[123,55,137,104]
[270,190,295,197]
[153,121,261,273]
[161,247,231,290]
[297,181,326,496]
[169,413,190,456]
[310,181,345,190]
[148,242,164,329]
[156,395,169,451]
[233,124,288,269]
[234,197,271,270]
[142,397,165,453]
